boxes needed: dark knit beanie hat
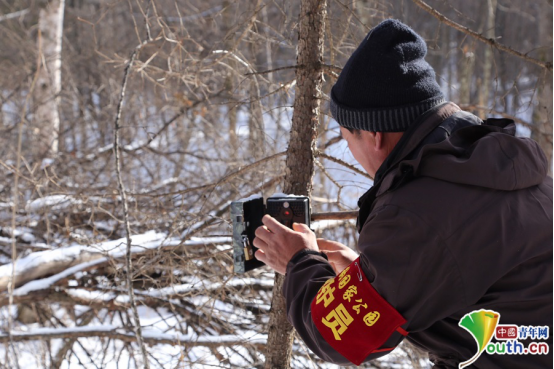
[330,19,445,132]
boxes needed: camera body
[231,195,310,273]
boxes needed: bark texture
[34,0,65,156]
[264,0,327,368]
[532,6,553,176]
[477,0,497,119]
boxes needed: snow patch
[25,195,82,212]
[235,194,263,202]
[3,232,232,295]
[312,219,355,231]
[269,192,306,198]
[0,202,14,209]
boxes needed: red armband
[310,257,408,365]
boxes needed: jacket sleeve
[282,252,351,364]
[357,204,466,333]
[283,203,466,365]
[283,245,409,364]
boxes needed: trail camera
[231,195,310,273]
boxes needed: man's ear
[362,131,382,151]
[373,132,383,151]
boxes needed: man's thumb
[292,222,310,233]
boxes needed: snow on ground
[0,202,14,210]
[0,222,431,368]
[3,232,212,296]
[0,226,37,243]
[0,231,166,276]
[25,195,83,212]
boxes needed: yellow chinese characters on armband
[315,277,335,307]
[364,311,380,326]
[322,303,354,340]
[310,257,408,366]
[343,285,357,302]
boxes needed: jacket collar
[356,102,461,232]
[374,102,462,184]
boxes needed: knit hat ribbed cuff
[330,95,446,132]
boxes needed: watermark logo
[458,309,500,368]
[495,325,518,339]
[458,309,550,368]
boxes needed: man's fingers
[254,225,272,243]
[321,250,338,257]
[322,250,347,260]
[261,214,288,233]
[254,249,267,263]
[317,239,346,251]
[252,235,268,251]
[292,222,311,234]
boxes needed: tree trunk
[532,79,553,177]
[458,45,475,105]
[531,5,553,176]
[248,21,265,162]
[477,0,497,119]
[249,78,264,161]
[34,0,65,157]
[222,0,239,167]
[264,0,327,368]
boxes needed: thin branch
[244,63,341,77]
[244,65,297,76]
[0,8,30,23]
[317,153,372,179]
[112,45,150,368]
[412,0,552,72]
[82,87,227,163]
[135,151,286,197]
[83,108,184,162]
[321,135,342,150]
[311,211,358,221]
[203,3,265,69]
[0,327,267,348]
[0,235,229,295]
[0,274,274,316]
[52,310,95,368]
[181,176,283,239]
[6,21,43,369]
[314,159,346,208]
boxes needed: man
[253,19,552,367]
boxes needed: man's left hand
[253,214,318,275]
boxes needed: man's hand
[253,214,318,275]
[317,239,358,274]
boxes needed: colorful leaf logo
[458,309,500,368]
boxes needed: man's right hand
[317,239,358,274]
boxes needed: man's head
[340,127,403,178]
[330,19,444,177]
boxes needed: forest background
[0,0,552,368]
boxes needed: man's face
[340,126,378,178]
[340,127,403,179]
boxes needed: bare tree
[264,0,327,367]
[0,0,550,367]
[531,2,553,174]
[34,0,65,157]
[477,0,497,119]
